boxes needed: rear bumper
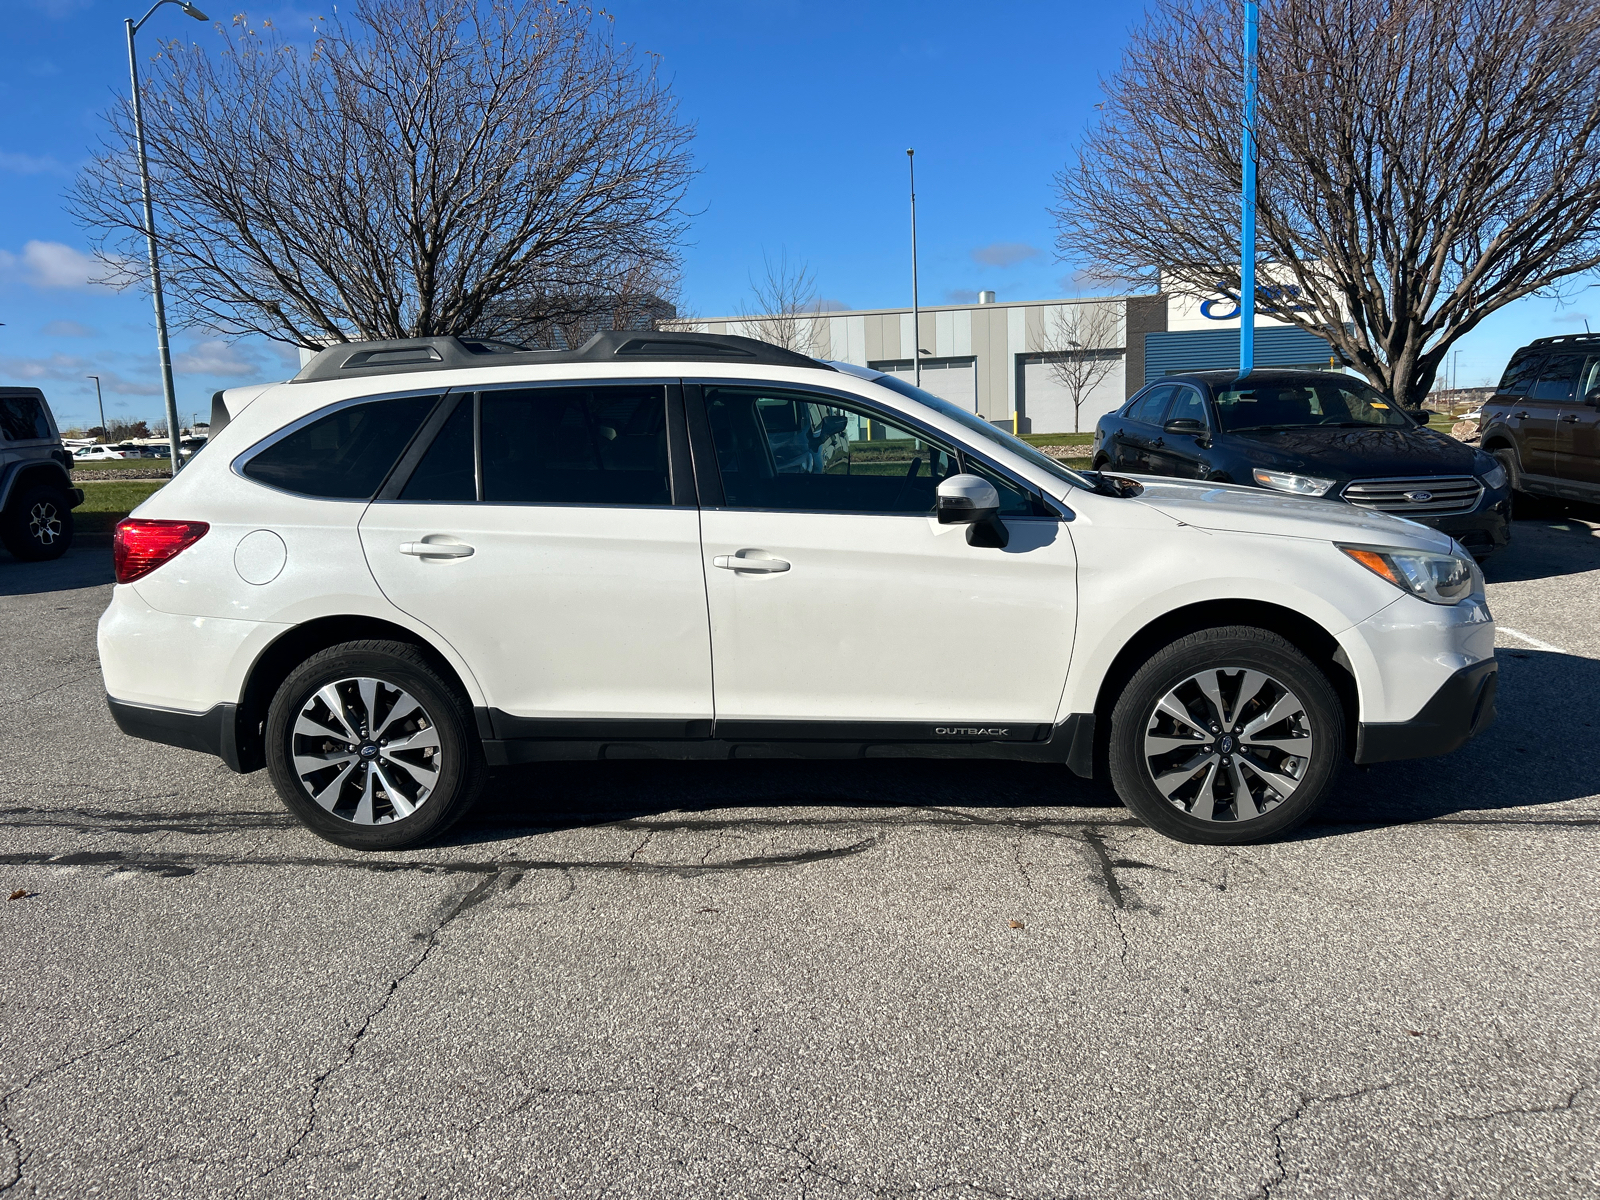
[1353,658,1498,765]
[106,696,248,773]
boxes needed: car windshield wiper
[1226,423,1306,433]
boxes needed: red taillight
[113,519,210,583]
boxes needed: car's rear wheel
[1,483,75,561]
[1108,626,1345,844]
[265,640,485,850]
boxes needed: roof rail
[1527,332,1600,349]
[292,329,832,383]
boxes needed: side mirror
[1586,387,1600,409]
[819,414,848,438]
[936,474,1009,549]
[936,474,999,525]
[1163,417,1205,435]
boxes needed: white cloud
[174,340,263,377]
[0,354,160,396]
[40,319,98,338]
[0,241,118,290]
[971,242,1043,269]
[0,150,69,176]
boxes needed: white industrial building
[666,282,1338,435]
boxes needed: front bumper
[1353,659,1498,764]
[1366,483,1512,556]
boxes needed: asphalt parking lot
[3,509,1598,1200]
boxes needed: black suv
[1093,369,1511,557]
[1478,334,1600,506]
[0,387,83,561]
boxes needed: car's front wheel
[1108,626,1345,844]
[265,640,485,850]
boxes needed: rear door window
[479,385,670,506]
[0,395,52,442]
[242,394,438,499]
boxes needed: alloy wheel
[1141,667,1313,822]
[28,501,62,546]
[291,677,441,825]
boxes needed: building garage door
[872,358,978,413]
[1022,353,1125,435]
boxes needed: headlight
[1481,461,1508,491]
[1253,467,1335,497]
[1338,542,1482,605]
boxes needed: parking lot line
[1497,625,1567,654]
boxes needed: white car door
[692,383,1078,734]
[360,382,713,733]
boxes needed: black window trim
[371,376,693,510]
[231,386,447,502]
[684,377,1068,521]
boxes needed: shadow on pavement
[1482,497,1600,584]
[452,757,1125,847]
[446,643,1598,848]
[0,545,115,597]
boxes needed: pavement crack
[1260,1083,1398,1199]
[1441,1071,1595,1125]
[0,1028,147,1195]
[247,868,511,1188]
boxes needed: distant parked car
[1478,333,1600,505]
[73,445,128,461]
[1093,369,1511,558]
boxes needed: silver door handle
[399,540,474,558]
[1561,414,1580,423]
[713,551,790,573]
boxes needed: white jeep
[98,332,1497,849]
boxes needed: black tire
[265,639,485,850]
[1108,626,1345,845]
[1,483,75,561]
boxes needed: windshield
[1213,376,1413,433]
[862,372,1094,491]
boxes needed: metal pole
[127,16,184,476]
[88,375,107,442]
[1239,0,1259,380]
[907,148,921,389]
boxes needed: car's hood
[1126,478,1455,551]
[1230,424,1477,478]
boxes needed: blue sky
[2,0,1594,430]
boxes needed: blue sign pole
[1239,0,1259,379]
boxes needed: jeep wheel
[1108,626,1345,844]
[265,639,485,851]
[1,483,75,561]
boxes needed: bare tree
[1054,0,1600,408]
[71,0,694,349]
[1042,303,1124,432]
[740,251,821,354]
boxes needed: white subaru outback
[98,332,1497,850]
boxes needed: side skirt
[478,712,1097,778]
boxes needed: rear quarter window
[0,394,52,442]
[241,394,438,499]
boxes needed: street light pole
[907,148,921,389]
[126,0,207,475]
[1238,0,1259,380]
[87,375,107,442]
